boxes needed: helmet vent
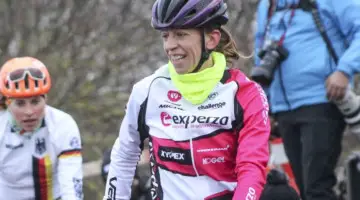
[160,0,171,23]
[24,74,29,89]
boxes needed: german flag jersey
[0,106,83,200]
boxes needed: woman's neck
[196,56,214,72]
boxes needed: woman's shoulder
[44,105,78,127]
[226,68,253,84]
[226,68,266,98]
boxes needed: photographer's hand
[325,71,349,101]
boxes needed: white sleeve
[103,85,144,200]
[57,116,83,200]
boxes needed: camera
[333,88,360,136]
[251,41,289,86]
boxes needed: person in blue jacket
[251,0,360,199]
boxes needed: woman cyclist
[0,57,83,200]
[103,0,270,199]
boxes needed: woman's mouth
[22,119,38,126]
[170,55,186,63]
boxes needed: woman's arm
[57,117,83,200]
[233,80,271,200]
[103,84,146,200]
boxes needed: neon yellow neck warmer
[168,51,226,105]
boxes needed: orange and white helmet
[0,57,51,98]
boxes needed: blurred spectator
[251,0,360,199]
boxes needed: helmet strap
[191,28,212,73]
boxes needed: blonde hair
[205,26,240,66]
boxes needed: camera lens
[251,42,289,86]
[334,89,360,134]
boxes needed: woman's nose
[164,36,178,51]
[24,105,34,116]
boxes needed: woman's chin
[173,65,189,74]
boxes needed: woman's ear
[205,29,221,50]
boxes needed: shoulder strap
[299,0,339,64]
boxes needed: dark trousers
[275,103,345,200]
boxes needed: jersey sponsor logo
[158,146,192,165]
[198,102,226,110]
[35,137,46,155]
[197,145,230,153]
[160,112,229,128]
[5,143,24,150]
[158,104,184,110]
[106,177,117,200]
[202,156,225,165]
[167,90,182,102]
[245,187,256,200]
[165,100,181,106]
[70,137,81,149]
[72,177,83,199]
[255,83,269,125]
[149,141,163,200]
[160,112,172,126]
[208,92,218,100]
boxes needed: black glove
[260,169,301,200]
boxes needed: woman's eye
[15,101,25,107]
[31,99,40,105]
[161,33,168,39]
[176,32,186,37]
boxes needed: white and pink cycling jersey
[104,65,270,200]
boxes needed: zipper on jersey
[190,138,199,176]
